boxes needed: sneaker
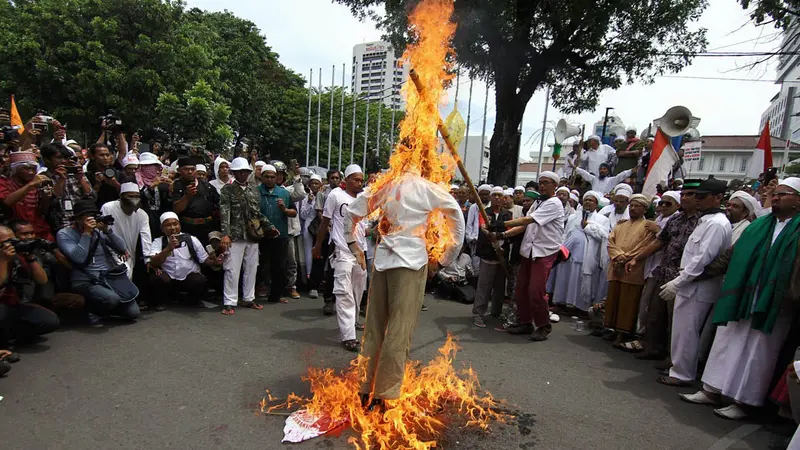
[421,304,428,311]
[309,289,319,299]
[530,324,552,342]
[473,317,487,328]
[288,288,301,299]
[322,302,335,316]
[88,312,104,328]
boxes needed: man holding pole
[343,168,464,410]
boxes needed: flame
[261,334,508,449]
[369,0,459,264]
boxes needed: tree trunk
[487,76,528,187]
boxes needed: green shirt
[258,184,293,237]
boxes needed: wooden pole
[409,70,506,273]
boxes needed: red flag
[745,121,773,179]
[642,128,679,196]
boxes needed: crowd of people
[2,112,800,436]
[437,127,800,431]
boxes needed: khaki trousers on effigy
[360,265,427,400]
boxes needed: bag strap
[161,236,201,265]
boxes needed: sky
[187,0,783,162]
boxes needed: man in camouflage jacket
[218,157,277,315]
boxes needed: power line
[656,75,780,82]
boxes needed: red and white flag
[642,128,679,197]
[745,121,773,179]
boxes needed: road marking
[708,424,762,450]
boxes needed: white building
[761,23,800,141]
[439,135,490,184]
[351,41,409,110]
[683,135,800,182]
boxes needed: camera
[103,167,117,178]
[99,110,123,135]
[95,215,115,226]
[66,166,80,175]
[9,238,59,254]
[0,125,20,143]
[173,233,190,246]
[172,142,193,157]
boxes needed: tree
[335,0,708,185]
[738,0,800,28]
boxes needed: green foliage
[738,0,800,28]
[786,161,800,175]
[335,0,708,185]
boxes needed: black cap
[177,156,199,168]
[695,178,727,195]
[681,178,702,189]
[73,200,99,218]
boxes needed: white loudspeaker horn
[655,106,694,137]
[554,119,581,144]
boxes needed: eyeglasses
[773,192,800,198]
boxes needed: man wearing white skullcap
[548,190,611,314]
[574,161,635,195]
[466,184,494,272]
[681,176,800,419]
[313,164,368,352]
[555,186,575,220]
[195,164,208,181]
[513,186,525,206]
[147,211,215,311]
[219,157,278,315]
[255,161,297,304]
[342,165,464,407]
[471,184,513,328]
[299,174,324,283]
[100,182,152,279]
[726,191,759,244]
[491,167,565,341]
[581,135,615,176]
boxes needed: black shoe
[0,360,10,376]
[507,323,534,335]
[322,302,335,316]
[530,324,552,342]
[355,322,365,331]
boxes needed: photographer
[100,183,152,279]
[86,143,122,207]
[57,200,139,327]
[96,113,129,166]
[169,157,219,246]
[41,143,94,232]
[0,151,54,241]
[147,212,220,311]
[0,225,60,351]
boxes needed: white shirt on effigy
[519,196,565,259]
[323,187,366,252]
[343,174,466,272]
[151,235,208,281]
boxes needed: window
[698,157,706,171]
[740,157,749,172]
[718,157,726,172]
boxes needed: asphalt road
[0,294,793,450]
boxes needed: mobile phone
[31,122,47,132]
[764,167,778,184]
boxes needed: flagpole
[316,68,322,168]
[305,68,313,167]
[338,63,345,171]
[463,77,474,168]
[536,85,551,177]
[350,95,357,167]
[327,65,335,168]
[375,100,382,169]
[479,82,489,183]
[363,99,370,168]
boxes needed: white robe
[100,201,152,279]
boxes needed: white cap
[662,191,681,205]
[490,186,504,195]
[583,190,603,203]
[729,190,760,213]
[503,188,514,197]
[626,125,637,133]
[779,177,800,193]
[122,155,140,167]
[450,184,460,190]
[160,212,179,224]
[255,161,267,168]
[614,136,625,142]
[230,157,252,172]
[556,186,570,194]
[120,182,139,194]
[586,134,600,142]
[614,183,633,198]
[65,139,79,146]
[262,164,277,173]
[478,184,491,193]
[195,164,207,173]
[514,186,524,192]
[310,174,322,182]
[569,193,579,203]
[344,164,363,178]
[571,189,580,197]
[138,152,162,167]
[538,171,560,184]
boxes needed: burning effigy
[261,1,508,448]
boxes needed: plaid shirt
[653,211,700,282]
[46,169,95,231]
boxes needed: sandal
[240,301,264,310]
[343,340,360,352]
[656,375,690,387]
[621,340,645,353]
[139,302,150,312]
[221,306,235,316]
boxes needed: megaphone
[654,106,700,137]
[554,119,581,144]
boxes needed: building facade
[351,41,409,110]
[439,135,490,184]
[761,23,800,141]
[683,135,800,182]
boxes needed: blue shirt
[57,228,127,282]
[258,184,293,237]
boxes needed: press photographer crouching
[56,200,139,327]
[0,225,60,360]
[146,212,221,311]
